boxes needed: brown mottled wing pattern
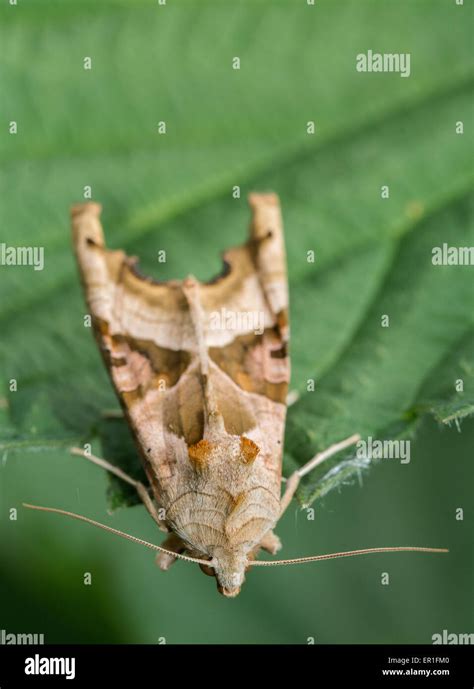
[71,194,289,558]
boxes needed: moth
[25,194,447,597]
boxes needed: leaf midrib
[0,70,471,266]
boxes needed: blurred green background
[0,0,473,643]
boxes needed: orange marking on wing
[240,436,260,464]
[188,439,215,469]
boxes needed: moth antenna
[250,546,449,566]
[22,503,212,567]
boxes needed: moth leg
[279,433,361,515]
[100,408,124,419]
[286,390,300,407]
[156,536,213,575]
[70,447,168,532]
[259,530,282,554]
[155,533,187,571]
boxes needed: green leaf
[1,0,473,511]
[418,331,474,426]
[98,415,147,509]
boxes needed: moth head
[211,547,249,598]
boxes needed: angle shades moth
[24,193,447,597]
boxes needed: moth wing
[71,194,289,499]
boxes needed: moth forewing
[71,194,290,597]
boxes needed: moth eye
[240,436,259,464]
